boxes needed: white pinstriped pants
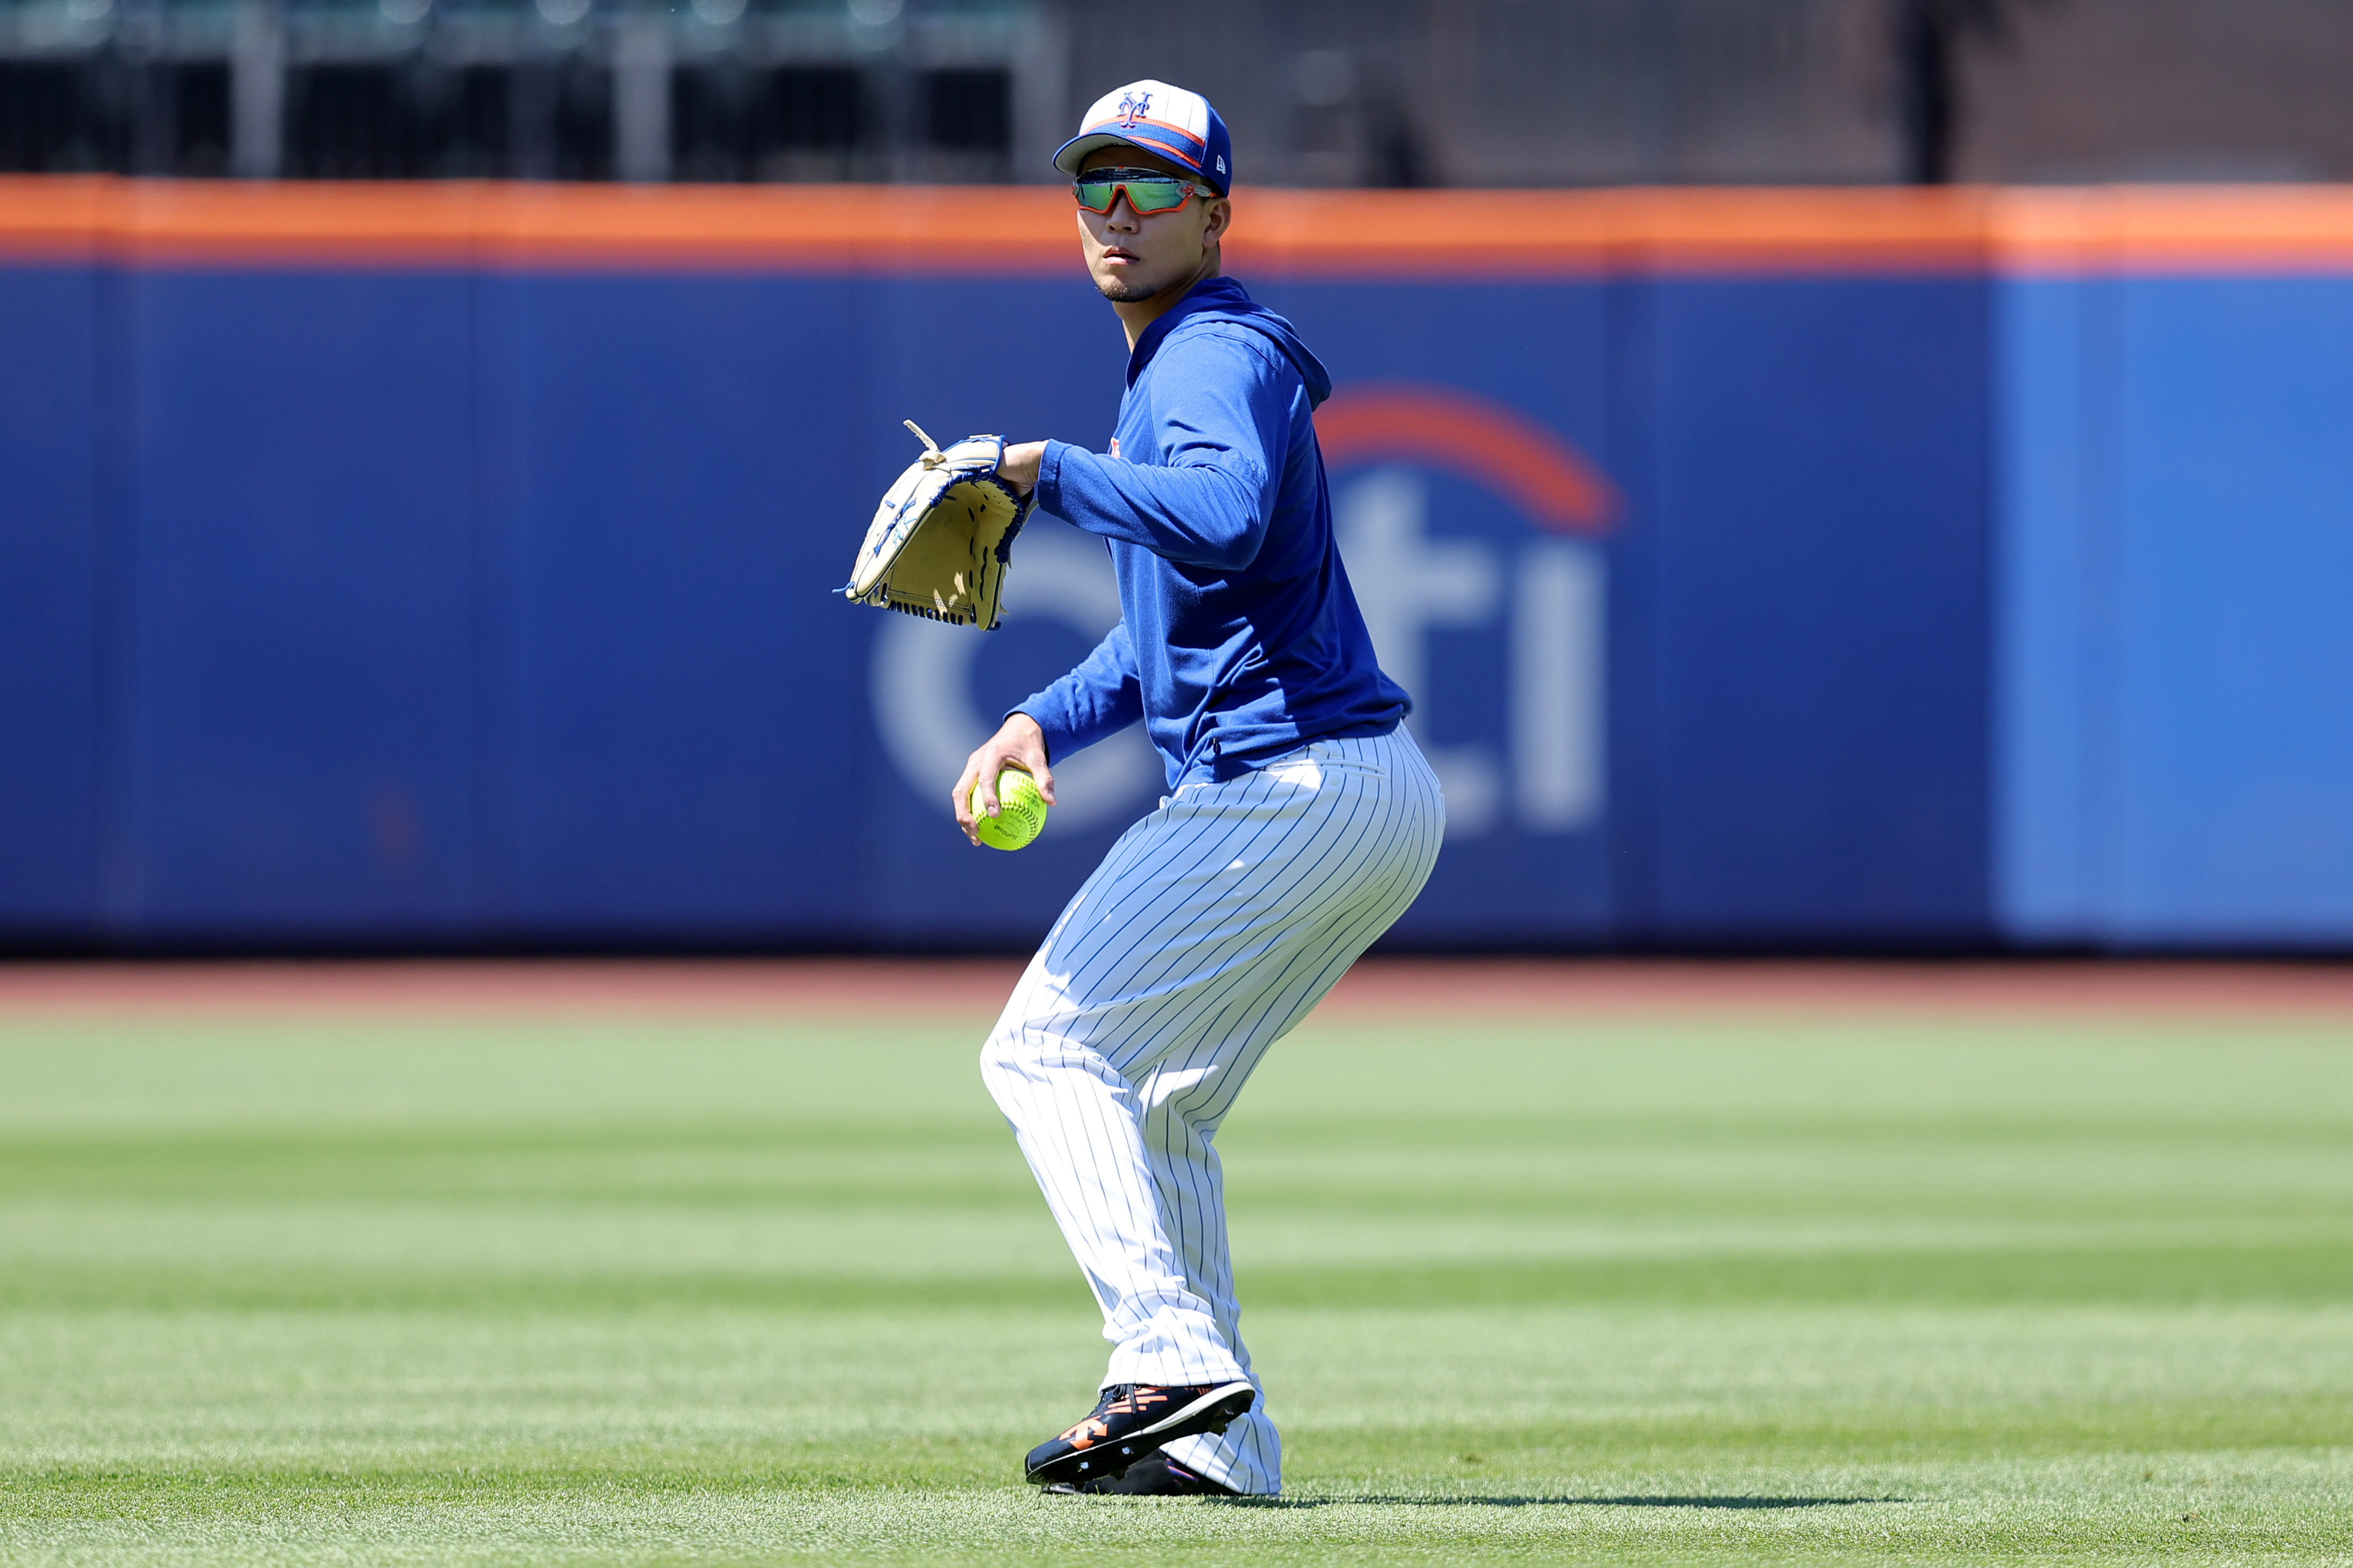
[980,728,1444,1495]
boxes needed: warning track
[4,956,2353,1019]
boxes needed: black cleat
[1042,1452,1244,1497]
[1023,1381,1256,1489]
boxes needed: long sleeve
[1009,285,1402,791]
[1011,621,1145,762]
[1035,333,1290,573]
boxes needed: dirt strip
[0,957,1023,1017]
[3,956,2353,1019]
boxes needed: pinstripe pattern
[980,728,1443,1495]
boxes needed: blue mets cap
[1053,80,1231,193]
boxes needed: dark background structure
[3,0,2350,189]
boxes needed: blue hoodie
[1015,277,1409,790]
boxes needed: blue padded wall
[1997,274,2353,944]
[118,271,479,937]
[7,230,2350,949]
[0,266,102,931]
[1625,276,1993,941]
[498,274,865,934]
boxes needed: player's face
[1076,146,1230,303]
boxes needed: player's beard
[1092,273,1161,303]
[1091,242,1217,305]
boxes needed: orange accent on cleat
[1057,1416,1111,1448]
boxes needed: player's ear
[1201,193,1232,246]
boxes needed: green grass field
[2,970,2349,1565]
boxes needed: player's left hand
[954,712,1058,846]
[1000,441,1047,496]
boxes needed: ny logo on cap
[1116,91,1152,126]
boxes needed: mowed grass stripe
[1,991,2349,1564]
[4,1237,2350,1313]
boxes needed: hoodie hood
[1125,277,1333,409]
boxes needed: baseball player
[957,80,1445,1497]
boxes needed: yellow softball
[974,766,1048,851]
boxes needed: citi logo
[1318,384,1618,838]
[868,383,1618,846]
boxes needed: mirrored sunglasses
[1073,168,1208,215]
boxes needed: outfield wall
[1991,196,2353,945]
[0,180,2348,949]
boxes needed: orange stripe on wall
[0,178,1078,271]
[1990,188,2353,274]
[5,177,2353,275]
[1231,188,1993,276]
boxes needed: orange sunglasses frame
[1071,171,1210,217]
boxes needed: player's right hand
[953,713,1057,846]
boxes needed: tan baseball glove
[842,420,1033,630]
